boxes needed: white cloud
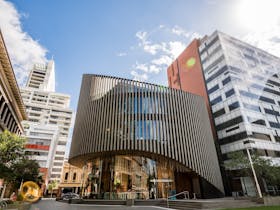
[131,25,200,81]
[136,31,148,42]
[166,41,186,58]
[171,25,190,38]
[130,70,148,81]
[151,55,173,66]
[242,26,280,58]
[0,0,47,86]
[134,62,149,72]
[149,65,161,74]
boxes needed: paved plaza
[30,200,172,210]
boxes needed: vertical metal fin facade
[69,74,224,193]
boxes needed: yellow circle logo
[186,57,196,68]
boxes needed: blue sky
[1,0,280,112]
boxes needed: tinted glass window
[222,77,231,86]
[210,96,222,106]
[216,116,243,131]
[243,103,261,112]
[239,90,259,99]
[213,108,226,118]
[225,89,235,98]
[264,108,280,116]
[206,66,228,83]
[269,121,280,129]
[259,96,275,104]
[229,101,240,111]
[208,84,219,94]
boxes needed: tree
[0,130,42,196]
[0,130,26,168]
[48,181,58,197]
[11,158,42,189]
[225,150,280,191]
[0,130,26,197]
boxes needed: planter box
[264,196,280,206]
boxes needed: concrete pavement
[30,200,173,210]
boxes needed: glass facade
[199,31,280,196]
[81,156,178,199]
[199,31,280,162]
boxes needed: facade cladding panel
[167,39,217,139]
[199,31,280,160]
[69,74,224,195]
[0,31,27,134]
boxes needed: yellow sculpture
[20,181,41,203]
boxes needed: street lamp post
[243,140,262,198]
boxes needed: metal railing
[168,190,190,200]
[167,191,190,208]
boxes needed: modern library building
[69,74,224,199]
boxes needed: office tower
[0,31,27,134]
[168,31,280,196]
[26,61,55,92]
[69,74,224,199]
[21,60,72,185]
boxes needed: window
[274,136,280,142]
[222,77,231,86]
[225,89,235,98]
[208,84,219,94]
[267,79,280,87]
[226,126,239,133]
[248,117,266,126]
[264,108,280,116]
[259,96,275,104]
[219,132,248,145]
[52,168,62,172]
[213,108,226,118]
[57,141,66,145]
[269,122,280,129]
[206,66,228,83]
[263,87,280,96]
[73,173,77,181]
[64,172,68,180]
[239,90,259,99]
[250,132,271,141]
[210,96,222,106]
[216,116,243,131]
[229,101,240,111]
[250,83,263,90]
[53,162,63,166]
[243,103,261,112]
[229,66,244,74]
[56,151,65,155]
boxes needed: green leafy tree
[48,181,58,197]
[0,130,42,195]
[0,130,26,181]
[225,150,280,188]
[11,157,42,188]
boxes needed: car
[61,192,80,200]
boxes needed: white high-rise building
[198,31,280,196]
[21,60,72,185]
[26,60,56,92]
